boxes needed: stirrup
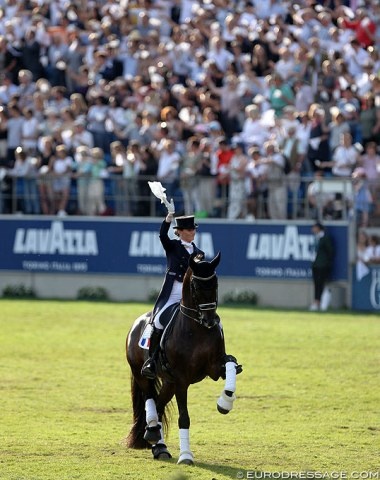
[141,359,156,379]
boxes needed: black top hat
[173,215,198,230]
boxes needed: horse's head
[184,252,221,328]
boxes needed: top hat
[173,215,198,230]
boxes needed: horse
[125,251,242,464]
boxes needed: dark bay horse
[125,252,242,464]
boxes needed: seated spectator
[365,235,380,264]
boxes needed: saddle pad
[138,323,153,350]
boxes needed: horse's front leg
[175,386,194,465]
[217,354,242,414]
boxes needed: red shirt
[216,148,234,185]
[343,17,376,48]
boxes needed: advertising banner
[0,218,348,281]
[352,264,380,311]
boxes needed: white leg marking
[177,428,194,465]
[145,398,158,427]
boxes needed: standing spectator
[87,94,109,153]
[260,140,287,220]
[49,144,73,216]
[279,125,304,218]
[70,118,94,151]
[0,72,19,104]
[359,93,378,146]
[21,107,39,154]
[226,142,248,220]
[0,106,8,166]
[6,103,23,167]
[136,145,158,216]
[87,147,107,216]
[268,73,295,118]
[36,136,55,215]
[17,70,36,111]
[156,139,181,208]
[195,138,216,218]
[179,137,202,215]
[352,167,373,229]
[309,222,334,311]
[214,138,234,217]
[329,132,359,178]
[307,104,330,173]
[21,28,45,82]
[206,74,244,139]
[358,141,380,201]
[73,146,92,216]
[338,8,376,48]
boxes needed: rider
[141,202,205,380]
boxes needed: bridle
[180,272,219,328]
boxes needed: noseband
[180,272,219,328]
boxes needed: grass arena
[1,300,379,480]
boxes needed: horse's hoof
[217,391,236,414]
[177,451,194,465]
[144,425,161,444]
[152,443,172,460]
[217,404,230,415]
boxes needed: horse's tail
[126,373,171,449]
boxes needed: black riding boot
[141,327,162,380]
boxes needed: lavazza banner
[0,218,348,281]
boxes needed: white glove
[163,198,175,214]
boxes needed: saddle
[138,303,180,351]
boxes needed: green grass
[0,300,379,480]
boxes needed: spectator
[366,235,380,264]
[309,222,334,311]
[352,167,373,229]
[358,141,380,201]
[36,136,55,215]
[156,138,181,208]
[268,73,295,118]
[307,104,330,173]
[21,107,39,154]
[8,146,40,214]
[259,140,287,220]
[331,132,359,178]
[0,106,8,166]
[338,8,377,48]
[179,137,202,215]
[49,144,73,216]
[87,147,107,216]
[226,142,248,220]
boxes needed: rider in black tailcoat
[141,211,204,379]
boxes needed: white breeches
[153,280,182,329]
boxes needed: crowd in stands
[0,0,380,227]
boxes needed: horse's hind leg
[151,382,175,460]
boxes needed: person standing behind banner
[141,205,205,380]
[309,222,334,311]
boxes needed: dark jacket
[312,233,334,271]
[153,220,204,314]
